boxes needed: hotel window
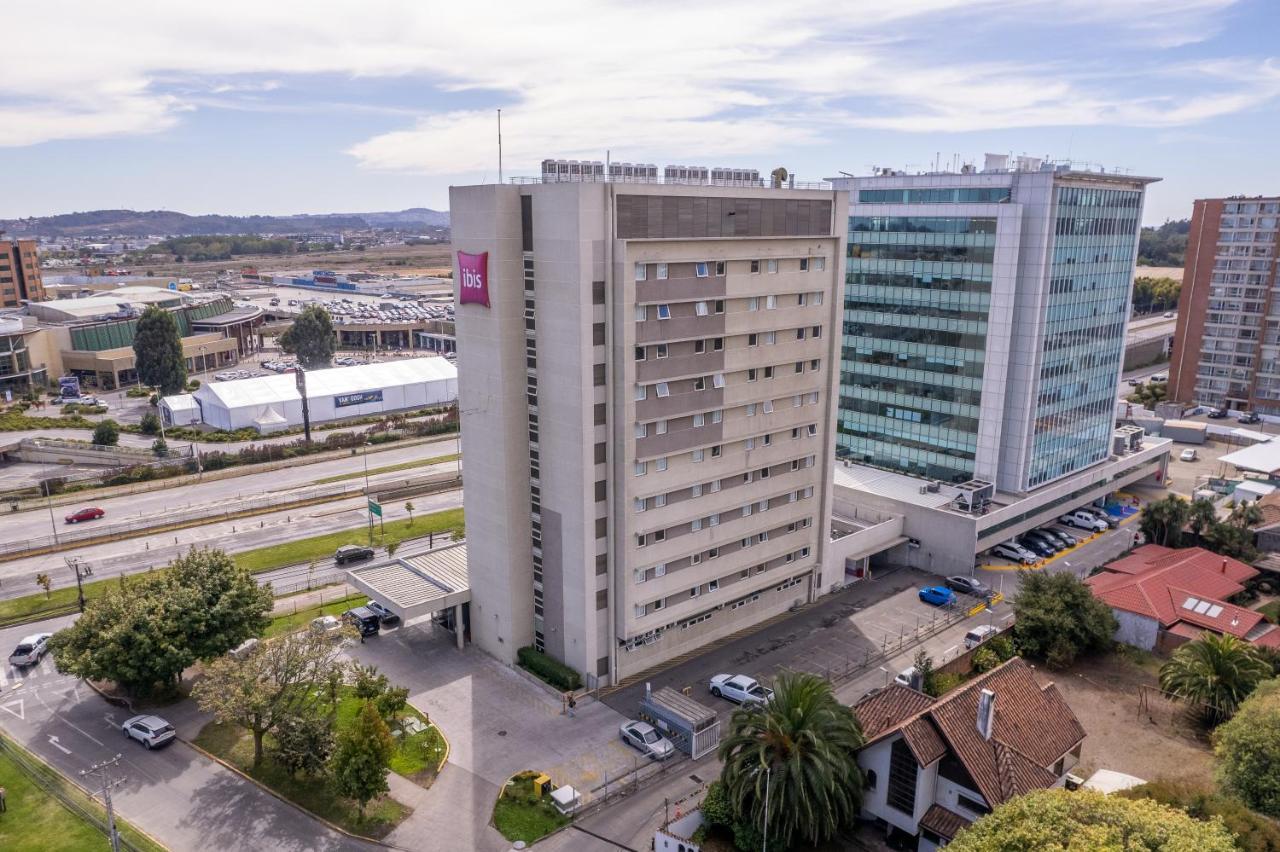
[713,373,725,388]
[635,461,647,476]
[695,376,707,391]
[635,497,646,513]
[715,261,726,276]
[767,259,778,274]
[763,400,774,413]
[635,263,647,282]
[748,297,759,311]
[655,457,668,472]
[656,263,669,280]
[751,260,760,273]
[711,445,723,458]
[691,448,705,462]
[635,346,646,361]
[711,410,722,423]
[657,304,672,320]
[799,258,809,272]
[696,301,709,316]
[749,333,759,347]
[635,385,648,401]
[654,563,666,576]
[695,339,706,354]
[656,382,670,397]
[695,262,709,278]
[764,366,774,379]
[713,337,724,351]
[636,423,648,439]
[762,331,775,345]
[747,403,757,416]
[766,294,777,309]
[815,257,826,271]
[635,305,647,322]
[694,413,705,427]
[654,493,667,508]
[656,419,668,434]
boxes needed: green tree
[1011,571,1117,669]
[1161,633,1272,725]
[718,671,864,849]
[193,628,352,767]
[279,305,336,369]
[272,712,335,777]
[1203,522,1259,562]
[1228,500,1264,530]
[132,305,187,394]
[350,664,409,722]
[1216,679,1280,817]
[1120,778,1280,852]
[948,788,1236,852]
[152,437,169,457]
[35,572,51,599]
[405,501,415,525]
[166,547,273,661]
[139,411,161,435]
[913,648,940,696]
[1188,498,1219,545]
[91,419,120,446]
[1140,494,1192,547]
[331,701,394,818]
[1127,380,1169,408]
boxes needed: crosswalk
[0,656,74,694]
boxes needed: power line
[81,754,126,852]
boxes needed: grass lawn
[313,453,459,485]
[193,686,445,839]
[1259,599,1280,624]
[492,771,570,844]
[263,592,367,639]
[232,508,465,574]
[0,736,165,852]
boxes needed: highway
[1127,312,1176,343]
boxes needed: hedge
[516,646,582,692]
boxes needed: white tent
[253,407,290,434]
[1220,439,1280,476]
[160,393,201,426]
[190,357,457,432]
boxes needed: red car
[64,507,105,524]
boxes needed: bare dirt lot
[1041,650,1214,785]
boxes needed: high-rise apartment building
[450,174,847,686]
[830,156,1157,493]
[0,239,45,307]
[1168,197,1280,412]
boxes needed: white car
[709,674,774,705]
[1180,448,1198,462]
[122,715,176,749]
[992,542,1037,565]
[310,615,342,636]
[8,633,52,667]
[619,720,675,760]
[1060,510,1108,532]
[894,666,918,688]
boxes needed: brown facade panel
[1168,198,1222,402]
[616,195,832,240]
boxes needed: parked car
[1180,448,1198,462]
[945,575,993,600]
[310,615,343,637]
[1241,412,1263,425]
[992,541,1038,565]
[708,674,774,705]
[122,715,176,749]
[1083,507,1119,529]
[334,544,375,565]
[1020,530,1060,553]
[1127,378,1143,387]
[343,607,381,637]
[228,637,259,660]
[1047,527,1078,547]
[619,720,675,760]
[918,586,956,607]
[894,666,918,688]
[8,633,52,667]
[1059,510,1108,532]
[64,506,105,524]
[1017,536,1056,558]
[1150,374,1167,382]
[1035,527,1073,550]
[1208,408,1230,419]
[365,600,400,626]
[1163,311,1175,318]
[964,625,1000,649]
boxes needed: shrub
[186,379,201,390]
[367,432,401,445]
[971,647,1000,674]
[91,419,120,446]
[987,635,1015,662]
[139,412,161,435]
[516,646,582,691]
[933,672,965,695]
[1120,778,1280,852]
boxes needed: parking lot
[979,504,1141,571]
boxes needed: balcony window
[657,304,672,320]
[767,260,778,274]
[656,343,668,358]
[635,263,647,282]
[657,263,669,280]
[695,262,709,278]
[656,382,670,398]
[751,260,761,274]
[635,385,648,401]
[799,258,810,272]
[656,419,668,434]
[696,301,710,317]
[635,346,646,361]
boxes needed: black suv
[343,607,381,637]
[335,545,375,566]
[1241,412,1263,425]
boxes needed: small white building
[164,357,457,432]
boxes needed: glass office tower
[832,157,1156,494]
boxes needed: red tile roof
[919,804,972,840]
[853,659,1085,808]
[1088,546,1261,639]
[854,684,936,740]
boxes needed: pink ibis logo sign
[458,251,490,307]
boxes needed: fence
[0,733,149,852]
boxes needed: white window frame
[654,563,666,577]
[763,399,774,413]
[815,257,826,271]
[711,410,723,423]
[715,261,726,276]
[713,373,725,389]
[654,493,667,508]
[767,259,778,274]
[657,303,672,320]
[708,513,720,527]
[635,461,647,476]
[746,437,755,450]
[693,412,705,427]
[635,604,646,618]
[750,260,761,274]
[710,478,721,492]
[695,262,709,278]
[656,343,668,359]
[635,569,647,584]
[798,292,807,306]
[742,505,753,517]
[711,445,722,458]
[656,262,669,280]
[636,422,648,439]
[695,339,706,354]
[656,419,668,434]
[692,517,703,531]
[766,294,777,309]
[635,305,647,322]
[692,552,703,565]
[799,258,809,272]
[807,424,817,436]
[635,346,646,361]
[692,483,703,497]
[748,297,759,311]
[635,262,647,282]
[708,579,719,592]
[635,384,648,401]
[635,497,647,513]
[695,301,709,317]
[814,291,823,305]
[655,456,668,472]
[763,331,776,345]
[747,403,757,417]
[691,448,705,462]
[656,382,670,398]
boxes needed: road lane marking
[64,718,104,746]
[47,734,71,754]
[0,699,24,720]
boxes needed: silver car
[122,715,176,749]
[8,633,52,667]
[619,720,675,760]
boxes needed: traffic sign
[368,499,382,518]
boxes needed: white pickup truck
[709,674,774,706]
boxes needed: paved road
[0,617,373,852]
[0,486,463,598]
[2,437,457,546]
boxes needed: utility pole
[296,367,312,444]
[66,556,88,612]
[41,474,60,547]
[82,754,125,852]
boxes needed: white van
[965,625,999,649]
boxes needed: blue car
[918,586,955,607]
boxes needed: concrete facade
[0,240,45,307]
[451,180,848,686]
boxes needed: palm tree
[1227,500,1264,531]
[1159,632,1272,725]
[718,670,865,849]
[1188,498,1219,545]
[1140,495,1191,547]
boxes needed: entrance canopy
[346,543,470,626]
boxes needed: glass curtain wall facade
[1028,186,1141,487]
[839,215,997,482]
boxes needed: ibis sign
[457,251,490,307]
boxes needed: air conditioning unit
[926,481,942,493]
[1064,774,1084,791]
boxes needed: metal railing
[508,175,833,190]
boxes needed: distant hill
[0,208,450,238]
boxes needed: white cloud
[0,0,1268,176]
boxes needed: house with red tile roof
[1086,545,1280,652]
[853,658,1085,850]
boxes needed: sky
[1,0,1278,223]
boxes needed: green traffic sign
[368,499,382,518]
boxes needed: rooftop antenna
[497,109,503,184]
